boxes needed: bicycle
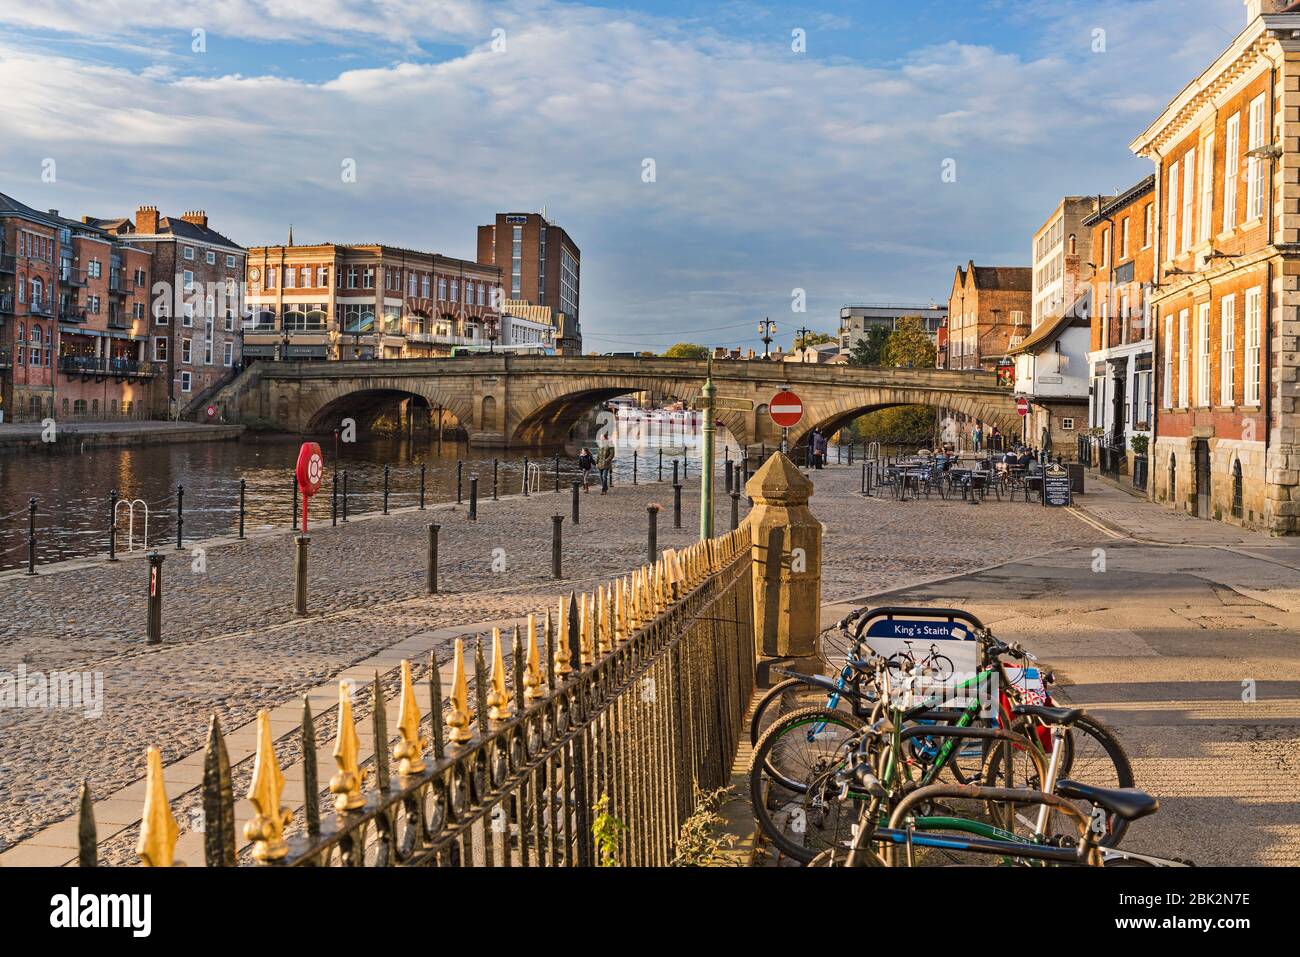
[885,640,954,681]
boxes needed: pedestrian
[813,430,828,470]
[990,425,1001,452]
[578,447,595,491]
[596,442,615,494]
[973,425,983,453]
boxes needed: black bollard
[332,470,338,526]
[27,497,37,575]
[673,483,682,529]
[672,460,679,486]
[555,454,561,493]
[647,504,658,563]
[456,460,463,505]
[730,489,740,530]
[633,450,638,485]
[551,515,563,579]
[658,449,663,482]
[427,523,439,594]
[108,489,118,561]
[239,478,246,538]
[341,471,349,522]
[861,461,867,495]
[419,463,426,510]
[383,464,390,515]
[523,456,530,497]
[492,459,499,500]
[682,455,687,480]
[571,481,581,525]
[293,476,299,530]
[761,442,766,461]
[175,485,184,550]
[294,535,309,616]
[146,551,164,644]
[469,477,478,521]
[725,461,733,494]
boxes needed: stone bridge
[214,355,1019,448]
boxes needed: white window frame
[180,371,192,393]
[1196,302,1211,407]
[1167,161,1179,262]
[1221,295,1236,406]
[1181,147,1196,252]
[1245,286,1261,405]
[1199,132,1214,243]
[223,340,234,367]
[227,254,236,268]
[206,250,216,265]
[153,336,168,361]
[180,337,192,364]
[1224,112,1239,231]
[184,246,195,260]
[1247,93,1266,222]
[1121,218,1129,259]
[1178,308,1189,408]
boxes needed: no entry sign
[1016,396,1029,417]
[769,391,804,429]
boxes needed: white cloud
[0,0,1248,346]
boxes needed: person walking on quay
[973,424,983,453]
[578,447,595,491]
[813,430,828,470]
[596,443,615,494]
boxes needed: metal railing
[58,355,158,377]
[78,528,756,867]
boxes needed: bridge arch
[298,377,474,437]
[789,387,1020,448]
[507,375,749,449]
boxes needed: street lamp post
[486,316,499,353]
[758,317,777,359]
[796,324,812,362]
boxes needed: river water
[0,420,755,571]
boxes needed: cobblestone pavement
[0,460,1087,853]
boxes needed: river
[0,421,753,572]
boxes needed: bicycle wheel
[885,652,913,678]
[1052,713,1135,847]
[927,654,955,681]
[750,707,864,863]
[749,677,854,749]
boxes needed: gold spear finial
[578,593,594,665]
[244,710,292,861]
[330,680,368,811]
[447,638,473,743]
[596,585,613,654]
[487,627,512,720]
[524,613,546,700]
[554,596,574,676]
[137,746,180,867]
[393,659,428,775]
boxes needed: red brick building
[1,192,160,421]
[944,261,1031,373]
[477,212,582,353]
[1132,0,1300,531]
[243,243,503,361]
[1082,176,1158,477]
[100,207,247,414]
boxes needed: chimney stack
[180,210,208,229]
[1245,1,1291,23]
[135,205,160,235]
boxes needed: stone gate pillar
[744,452,822,669]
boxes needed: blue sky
[0,0,1247,352]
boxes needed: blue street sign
[863,618,974,642]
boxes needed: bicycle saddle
[1012,704,1085,725]
[1056,780,1159,821]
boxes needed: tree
[796,331,836,347]
[884,316,936,369]
[664,343,710,359]
[842,405,934,445]
[846,327,890,367]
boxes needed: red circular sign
[1016,397,1029,416]
[296,442,324,497]
[206,405,217,418]
[769,391,804,429]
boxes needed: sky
[0,0,1249,353]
